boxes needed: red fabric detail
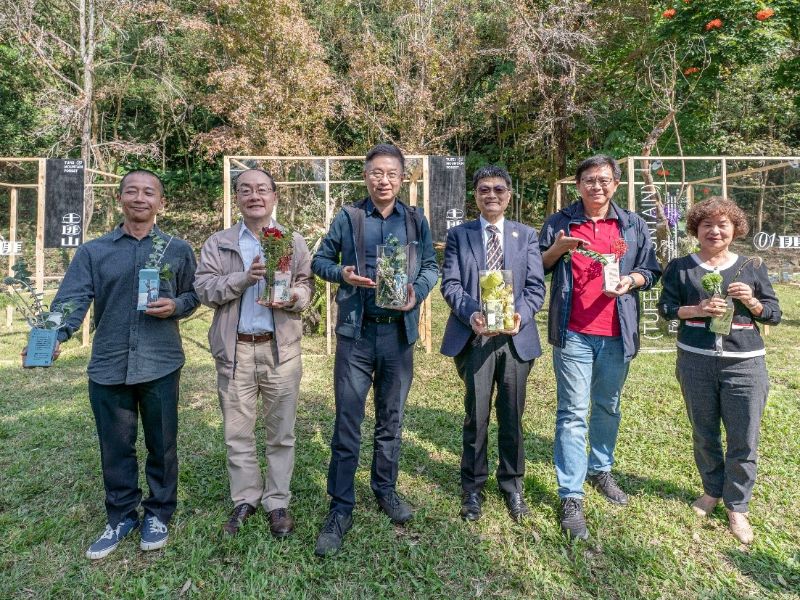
[568,218,622,336]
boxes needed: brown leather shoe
[223,503,257,536]
[268,508,295,538]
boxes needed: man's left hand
[604,274,635,298]
[266,292,300,309]
[396,284,417,312]
[145,298,177,318]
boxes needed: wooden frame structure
[554,155,800,210]
[223,155,434,355]
[1,158,123,346]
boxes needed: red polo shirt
[567,217,621,336]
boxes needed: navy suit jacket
[440,218,546,361]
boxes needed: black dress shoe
[503,491,531,522]
[460,491,484,521]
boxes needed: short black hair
[118,169,165,196]
[472,165,512,190]
[364,143,405,173]
[233,168,277,192]
[575,155,621,183]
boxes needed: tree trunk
[80,0,96,227]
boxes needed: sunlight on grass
[1,284,798,598]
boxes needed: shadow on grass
[726,546,800,595]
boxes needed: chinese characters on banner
[44,159,85,249]
[0,235,23,256]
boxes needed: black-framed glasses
[476,185,510,196]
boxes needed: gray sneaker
[559,498,589,541]
[376,490,413,524]
[587,471,629,506]
[314,511,353,557]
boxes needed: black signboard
[428,156,466,243]
[45,159,85,248]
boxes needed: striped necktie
[486,224,503,270]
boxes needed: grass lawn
[1,285,799,599]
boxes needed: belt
[364,315,402,324]
[237,332,274,343]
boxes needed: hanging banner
[45,159,85,248]
[428,156,466,243]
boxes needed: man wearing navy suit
[441,165,546,522]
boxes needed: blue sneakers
[85,518,139,560]
[140,514,169,551]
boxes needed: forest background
[1,0,799,246]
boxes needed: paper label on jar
[602,255,620,292]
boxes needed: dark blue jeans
[327,321,414,515]
[88,369,180,526]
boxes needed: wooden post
[223,156,232,229]
[627,156,636,211]
[686,184,694,210]
[6,187,18,329]
[555,181,562,211]
[324,158,332,356]
[422,156,432,354]
[36,159,45,293]
[721,158,728,200]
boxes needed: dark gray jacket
[312,198,439,343]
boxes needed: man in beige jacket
[194,168,313,538]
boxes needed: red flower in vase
[611,238,628,261]
[262,226,283,239]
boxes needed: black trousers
[454,335,533,494]
[327,321,414,515]
[88,369,180,527]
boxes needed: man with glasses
[440,165,545,523]
[194,168,313,538]
[311,144,439,556]
[539,155,661,540]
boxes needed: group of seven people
[30,144,780,560]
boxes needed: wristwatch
[624,274,637,289]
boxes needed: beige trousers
[217,340,301,512]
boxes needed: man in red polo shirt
[539,155,661,541]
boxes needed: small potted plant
[258,225,295,305]
[375,233,410,308]
[479,269,515,332]
[137,231,174,310]
[701,256,764,336]
[3,259,74,367]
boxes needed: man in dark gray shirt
[45,169,198,559]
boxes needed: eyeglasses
[580,178,616,188]
[367,170,401,182]
[476,185,510,196]
[237,185,275,197]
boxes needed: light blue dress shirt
[238,222,274,334]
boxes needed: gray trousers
[676,350,769,512]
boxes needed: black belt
[364,315,402,324]
[237,332,274,343]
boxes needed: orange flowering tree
[656,1,796,78]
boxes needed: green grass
[1,285,799,599]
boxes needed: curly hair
[686,196,749,239]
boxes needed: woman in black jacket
[657,197,781,544]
